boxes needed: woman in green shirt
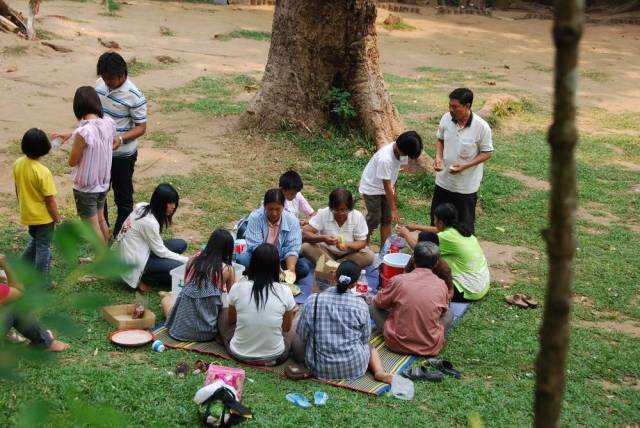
[399,203,490,302]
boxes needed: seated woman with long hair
[219,243,296,365]
[114,183,188,292]
[399,203,490,302]
[161,229,235,342]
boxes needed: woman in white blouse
[114,183,188,292]
[301,188,375,268]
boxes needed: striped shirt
[296,288,371,381]
[70,117,115,193]
[95,77,147,158]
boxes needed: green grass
[215,29,272,42]
[381,20,416,31]
[525,62,553,73]
[160,26,175,37]
[127,59,169,77]
[581,69,609,82]
[107,0,120,12]
[1,68,639,426]
[146,131,178,149]
[151,74,259,114]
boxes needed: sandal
[285,393,311,409]
[426,358,462,379]
[505,294,529,308]
[285,365,311,380]
[521,294,539,308]
[313,391,329,406]
[402,366,444,382]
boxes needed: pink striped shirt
[71,117,115,193]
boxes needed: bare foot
[48,340,70,352]
[374,371,394,384]
[138,281,150,293]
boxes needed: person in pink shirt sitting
[370,242,452,356]
[0,254,69,352]
[279,170,315,226]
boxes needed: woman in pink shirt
[55,86,115,241]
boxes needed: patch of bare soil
[479,240,538,285]
[575,317,640,339]
[600,378,640,391]
[611,160,640,172]
[577,204,620,227]
[499,169,549,191]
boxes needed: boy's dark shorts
[362,194,391,231]
[73,190,107,218]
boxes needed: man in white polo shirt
[431,88,493,235]
[95,52,147,238]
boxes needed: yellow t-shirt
[12,156,57,225]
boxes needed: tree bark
[534,0,583,427]
[240,0,404,148]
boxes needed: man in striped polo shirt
[96,52,147,238]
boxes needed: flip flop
[426,358,462,379]
[505,294,529,308]
[520,294,539,308]
[314,391,329,406]
[402,366,444,382]
[286,393,311,409]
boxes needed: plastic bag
[387,374,414,400]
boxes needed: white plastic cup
[51,137,62,150]
[151,340,165,352]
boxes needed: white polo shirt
[309,207,369,256]
[358,142,408,196]
[95,78,147,159]
[435,112,493,194]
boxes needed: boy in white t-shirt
[358,131,423,247]
[279,170,315,226]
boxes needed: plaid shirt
[296,288,370,380]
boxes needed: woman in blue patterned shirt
[295,261,393,383]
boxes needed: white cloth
[114,203,188,288]
[309,207,369,256]
[358,142,408,196]
[228,279,296,360]
[435,112,493,194]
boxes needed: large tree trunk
[534,0,583,427]
[240,0,404,148]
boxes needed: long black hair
[335,260,360,294]
[186,229,233,289]
[246,243,282,311]
[138,183,179,232]
[433,203,472,237]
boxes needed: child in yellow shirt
[12,129,61,288]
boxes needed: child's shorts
[73,190,107,218]
[362,194,391,230]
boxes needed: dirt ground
[1,1,638,282]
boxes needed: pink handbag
[205,364,246,399]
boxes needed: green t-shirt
[438,227,490,300]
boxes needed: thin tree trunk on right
[534,0,584,427]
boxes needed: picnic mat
[151,324,413,396]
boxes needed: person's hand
[325,235,339,246]
[449,163,466,175]
[299,219,309,226]
[434,157,443,172]
[51,132,72,143]
[112,136,122,150]
[396,225,410,238]
[391,209,400,224]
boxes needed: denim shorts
[73,190,107,218]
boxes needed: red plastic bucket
[381,253,411,279]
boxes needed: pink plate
[109,329,154,347]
